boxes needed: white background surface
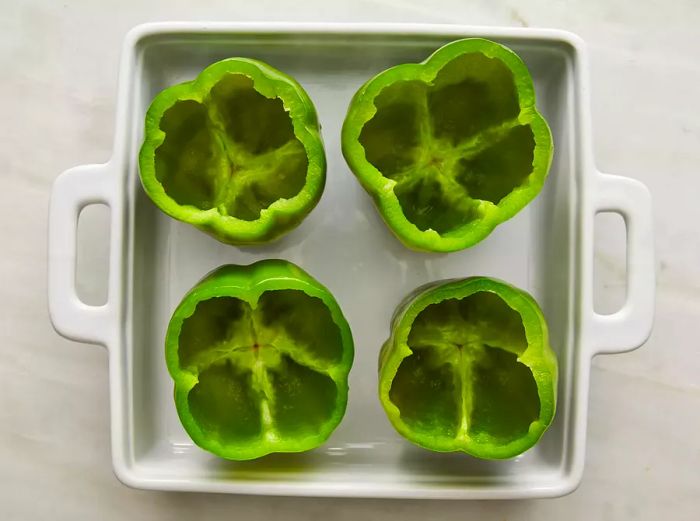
[2,0,699,519]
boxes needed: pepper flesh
[166,260,354,460]
[342,38,553,252]
[379,277,557,459]
[140,58,326,245]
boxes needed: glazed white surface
[1,0,698,519]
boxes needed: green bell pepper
[139,58,326,245]
[165,260,353,460]
[342,38,553,252]
[379,277,557,459]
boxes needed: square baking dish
[48,22,654,499]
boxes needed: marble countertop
[2,0,698,519]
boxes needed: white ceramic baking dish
[48,22,655,499]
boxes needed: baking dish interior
[125,29,579,492]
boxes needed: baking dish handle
[48,162,117,346]
[590,172,655,355]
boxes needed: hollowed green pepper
[165,260,353,460]
[342,39,553,252]
[139,58,325,245]
[379,277,557,459]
